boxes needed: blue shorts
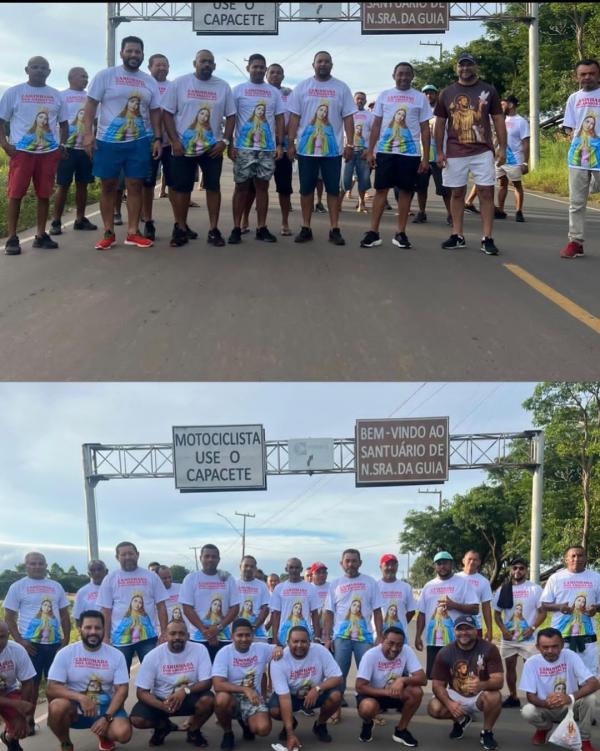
[297,155,341,196]
[93,137,152,180]
[70,702,128,729]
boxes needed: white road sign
[288,438,335,471]
[192,3,278,35]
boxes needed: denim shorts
[93,137,153,180]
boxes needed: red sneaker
[125,233,154,248]
[532,729,548,745]
[95,231,116,250]
[560,241,584,258]
[582,741,597,751]
[98,736,116,751]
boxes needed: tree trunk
[581,466,591,553]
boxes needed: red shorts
[8,150,61,199]
[0,689,23,735]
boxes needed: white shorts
[443,151,496,188]
[447,688,482,714]
[496,164,523,182]
[500,639,537,660]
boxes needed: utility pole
[419,41,443,62]
[235,511,255,559]
[189,546,201,571]
[418,488,443,511]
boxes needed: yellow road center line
[504,263,600,335]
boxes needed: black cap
[454,614,477,628]
[457,52,476,64]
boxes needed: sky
[0,3,486,100]
[0,382,539,581]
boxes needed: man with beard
[98,541,168,671]
[237,556,270,641]
[269,625,343,748]
[0,620,36,751]
[493,557,544,708]
[73,560,109,626]
[378,553,416,638]
[457,550,493,641]
[428,615,504,750]
[130,619,214,747]
[47,610,132,751]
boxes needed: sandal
[280,227,292,236]
[374,715,387,726]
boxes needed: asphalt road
[1,169,599,380]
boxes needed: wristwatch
[183,686,191,695]
[221,138,230,146]
[315,685,321,693]
[105,713,114,723]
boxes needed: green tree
[407,555,434,588]
[170,564,190,583]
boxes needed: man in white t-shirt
[0,57,68,255]
[560,58,600,258]
[340,91,373,214]
[212,618,282,751]
[310,562,332,644]
[270,558,321,647]
[180,544,240,662]
[3,551,71,730]
[130,619,214,747]
[47,609,132,751]
[73,560,108,625]
[494,95,530,222]
[287,50,356,246]
[519,627,599,750]
[269,624,343,748]
[157,564,192,634]
[97,540,168,671]
[362,62,430,250]
[493,557,544,709]
[541,544,600,675]
[414,551,479,679]
[356,625,426,746]
[457,550,493,640]
[378,553,416,637]
[237,555,270,641]
[266,62,294,236]
[0,620,36,749]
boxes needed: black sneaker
[392,232,411,249]
[187,729,209,747]
[464,203,479,214]
[515,210,525,222]
[502,696,520,708]
[360,231,382,248]
[412,211,427,223]
[359,721,374,743]
[185,224,198,240]
[220,731,235,751]
[295,226,313,243]
[144,220,156,241]
[300,708,315,716]
[279,716,298,741]
[449,715,472,740]
[207,228,226,247]
[313,721,332,742]
[238,718,255,741]
[481,237,499,255]
[494,208,507,219]
[441,234,466,249]
[314,202,327,213]
[149,724,171,746]
[256,226,277,242]
[1,729,24,751]
[446,214,453,225]
[480,730,498,750]
[228,227,242,244]
[113,212,123,226]
[49,219,62,235]
[169,224,188,247]
[329,228,345,246]
[32,232,58,249]
[4,235,21,256]
[393,727,419,746]
[73,217,97,231]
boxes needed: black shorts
[130,691,213,723]
[56,148,94,187]
[356,694,404,712]
[426,646,444,679]
[144,145,172,188]
[297,155,341,196]
[374,153,421,193]
[415,161,450,197]
[268,689,335,712]
[30,643,60,681]
[274,153,293,195]
[170,153,223,193]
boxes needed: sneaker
[207,228,226,247]
[531,729,548,746]
[98,737,116,751]
[357,204,368,213]
[1,730,24,751]
[256,226,277,242]
[481,237,499,255]
[560,240,584,259]
[480,730,498,750]
[95,231,117,250]
[581,741,596,751]
[238,718,255,741]
[185,224,198,240]
[359,721,374,743]
[220,730,235,750]
[143,220,156,240]
[313,721,332,742]
[329,228,345,246]
[113,212,123,226]
[515,210,525,223]
[240,226,250,235]
[49,219,62,235]
[384,200,393,211]
[125,233,154,248]
[494,208,507,219]
[187,729,209,747]
[60,742,74,751]
[32,232,58,249]
[449,714,472,740]
[73,217,97,231]
[294,226,313,243]
[314,202,327,213]
[501,696,521,708]
[360,230,382,248]
[4,235,21,256]
[464,203,479,214]
[228,227,242,244]
[441,234,466,249]
[149,725,171,746]
[393,728,419,747]
[392,232,412,249]
[300,708,315,716]
[412,211,427,224]
[170,225,188,247]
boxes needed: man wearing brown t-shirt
[434,53,507,256]
[428,614,504,750]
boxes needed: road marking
[17,209,102,246]
[524,190,600,212]
[504,263,600,335]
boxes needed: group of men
[2,543,600,751]
[1,40,598,259]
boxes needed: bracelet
[153,136,162,141]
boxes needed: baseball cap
[309,562,327,574]
[454,614,477,628]
[457,52,476,64]
[433,551,454,563]
[421,84,439,93]
[380,553,398,565]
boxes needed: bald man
[0,56,68,255]
[50,67,97,236]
